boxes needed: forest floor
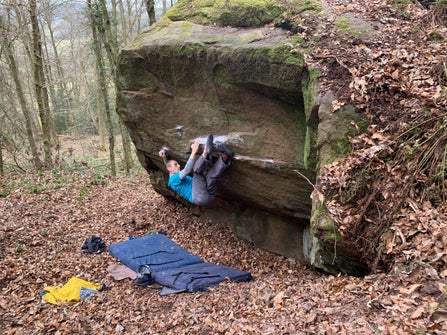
[0,171,444,335]
[1,0,447,334]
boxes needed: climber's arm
[179,139,200,179]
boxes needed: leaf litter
[0,169,444,334]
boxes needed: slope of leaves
[1,170,446,334]
[298,0,447,271]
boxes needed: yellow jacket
[42,277,104,305]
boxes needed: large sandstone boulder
[116,0,370,275]
[117,20,314,214]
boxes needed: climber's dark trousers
[192,155,229,206]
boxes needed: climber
[158,135,234,206]
[159,135,233,206]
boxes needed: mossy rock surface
[167,0,285,27]
[117,18,314,221]
[166,0,324,27]
[117,0,373,276]
[334,13,384,41]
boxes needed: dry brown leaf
[398,284,421,295]
[331,100,344,113]
[273,291,286,308]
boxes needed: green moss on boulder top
[166,0,324,28]
[166,0,285,27]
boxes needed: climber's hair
[165,159,179,171]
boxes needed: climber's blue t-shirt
[168,173,194,204]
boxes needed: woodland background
[0,0,177,176]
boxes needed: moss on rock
[310,202,369,276]
[118,0,377,276]
[167,0,285,27]
[167,0,323,28]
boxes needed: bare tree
[95,80,106,149]
[0,12,42,169]
[0,132,3,176]
[29,0,53,165]
[0,0,179,174]
[40,0,74,135]
[87,0,117,176]
[146,0,156,26]
[0,93,4,176]
[96,0,134,174]
[162,0,167,15]
[0,69,28,174]
[116,0,146,46]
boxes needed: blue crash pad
[108,234,203,273]
[152,262,252,293]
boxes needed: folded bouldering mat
[151,262,252,294]
[108,234,203,273]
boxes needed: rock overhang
[117,19,315,219]
[116,0,371,274]
[117,0,382,275]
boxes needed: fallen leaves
[272,290,285,308]
[0,170,445,334]
[299,2,447,333]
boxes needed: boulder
[117,20,315,212]
[116,0,370,275]
[307,91,370,276]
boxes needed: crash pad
[108,234,203,273]
[152,262,252,293]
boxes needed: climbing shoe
[206,134,214,161]
[134,273,154,287]
[135,264,154,287]
[217,143,234,158]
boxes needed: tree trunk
[29,0,52,166]
[117,0,129,45]
[97,0,134,174]
[0,132,3,176]
[163,0,167,15]
[96,0,118,65]
[38,24,59,148]
[0,14,42,170]
[41,28,59,135]
[96,80,106,149]
[43,9,74,136]
[111,0,119,37]
[118,118,133,174]
[87,0,116,176]
[0,106,4,176]
[145,0,156,26]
